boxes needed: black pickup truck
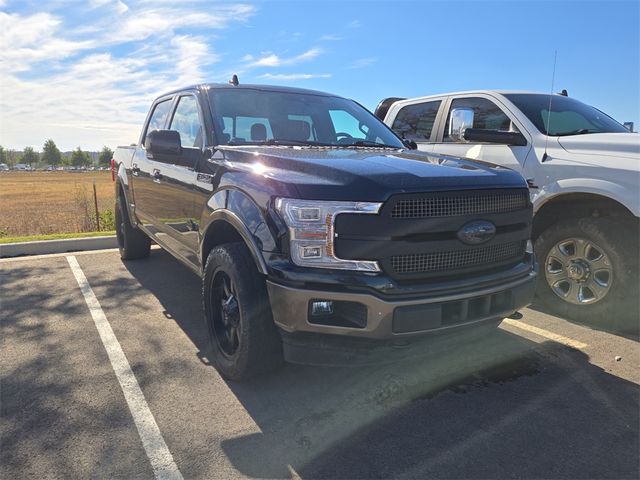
[112,82,537,380]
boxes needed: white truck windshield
[504,93,629,136]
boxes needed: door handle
[132,164,140,176]
[152,169,163,183]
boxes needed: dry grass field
[0,171,116,237]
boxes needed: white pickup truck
[378,91,639,332]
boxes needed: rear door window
[391,101,441,141]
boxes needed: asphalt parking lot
[1,248,639,479]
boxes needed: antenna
[542,50,557,162]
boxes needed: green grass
[0,231,116,244]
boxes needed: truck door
[431,96,531,173]
[147,93,205,265]
[131,97,175,232]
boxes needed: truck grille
[334,188,532,281]
[391,191,529,219]
[390,241,526,275]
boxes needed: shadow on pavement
[527,301,639,342]
[115,250,639,479]
[1,258,153,479]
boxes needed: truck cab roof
[156,82,338,100]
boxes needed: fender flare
[533,178,639,217]
[202,209,269,275]
[115,164,139,225]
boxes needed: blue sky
[0,0,638,151]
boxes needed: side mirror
[449,108,474,142]
[463,128,528,146]
[145,130,182,162]
[403,139,418,150]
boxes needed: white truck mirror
[449,108,474,142]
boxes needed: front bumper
[266,269,537,340]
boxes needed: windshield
[208,88,405,148]
[504,93,629,136]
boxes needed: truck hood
[557,133,640,160]
[218,146,526,201]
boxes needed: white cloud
[0,12,95,72]
[349,57,377,69]
[320,34,342,41]
[0,4,257,150]
[89,0,129,14]
[259,73,331,81]
[246,48,323,68]
[115,8,242,42]
[170,35,215,88]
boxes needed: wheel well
[533,193,637,239]
[115,180,128,204]
[201,220,245,264]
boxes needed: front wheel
[534,217,639,333]
[203,243,283,381]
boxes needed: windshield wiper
[554,128,597,136]
[227,138,335,147]
[341,139,402,149]
[226,138,403,148]
[227,138,305,146]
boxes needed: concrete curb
[0,236,118,258]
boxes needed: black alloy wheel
[211,271,241,357]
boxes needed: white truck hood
[557,133,640,160]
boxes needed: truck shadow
[122,250,640,479]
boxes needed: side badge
[197,173,214,184]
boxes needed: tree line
[0,139,113,168]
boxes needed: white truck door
[430,95,532,173]
[385,99,445,153]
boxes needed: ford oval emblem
[457,220,496,245]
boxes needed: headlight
[275,198,382,271]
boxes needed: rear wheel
[203,242,283,380]
[115,192,150,260]
[535,217,639,333]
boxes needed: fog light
[301,245,322,258]
[311,300,334,316]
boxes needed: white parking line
[66,255,183,480]
[502,318,588,350]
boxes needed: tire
[203,242,283,380]
[115,192,150,260]
[534,217,639,333]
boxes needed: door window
[144,99,173,138]
[443,97,515,142]
[391,101,441,141]
[169,96,204,148]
